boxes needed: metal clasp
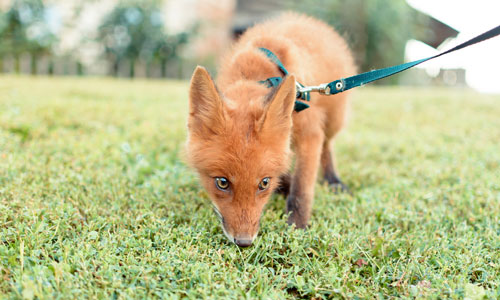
[296,82,331,95]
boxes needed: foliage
[0,0,56,70]
[1,76,499,298]
[97,0,190,77]
[288,0,418,83]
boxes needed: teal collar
[258,48,310,112]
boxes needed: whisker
[211,205,223,223]
[211,205,235,243]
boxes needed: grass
[0,75,499,299]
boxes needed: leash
[259,24,500,112]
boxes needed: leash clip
[297,82,331,95]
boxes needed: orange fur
[187,13,356,246]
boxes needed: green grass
[1,75,499,299]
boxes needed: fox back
[187,13,355,246]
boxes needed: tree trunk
[161,58,167,78]
[112,59,119,77]
[48,58,54,75]
[14,55,20,74]
[146,60,151,78]
[129,58,135,78]
[77,62,83,76]
[31,53,38,75]
[177,59,183,78]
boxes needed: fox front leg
[286,113,325,228]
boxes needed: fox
[186,13,356,247]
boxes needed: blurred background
[0,0,499,93]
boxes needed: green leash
[259,24,500,112]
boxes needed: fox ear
[259,75,296,135]
[188,66,225,136]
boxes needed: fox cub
[187,13,355,247]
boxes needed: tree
[0,0,56,73]
[97,0,190,78]
[154,32,188,77]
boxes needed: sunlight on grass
[1,76,499,298]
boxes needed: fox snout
[234,237,253,247]
[225,231,257,247]
[222,223,256,247]
[215,207,260,247]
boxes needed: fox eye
[258,177,270,191]
[215,177,230,191]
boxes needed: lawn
[0,75,499,299]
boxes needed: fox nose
[234,238,253,247]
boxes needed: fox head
[186,66,296,247]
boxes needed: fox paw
[330,182,351,195]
